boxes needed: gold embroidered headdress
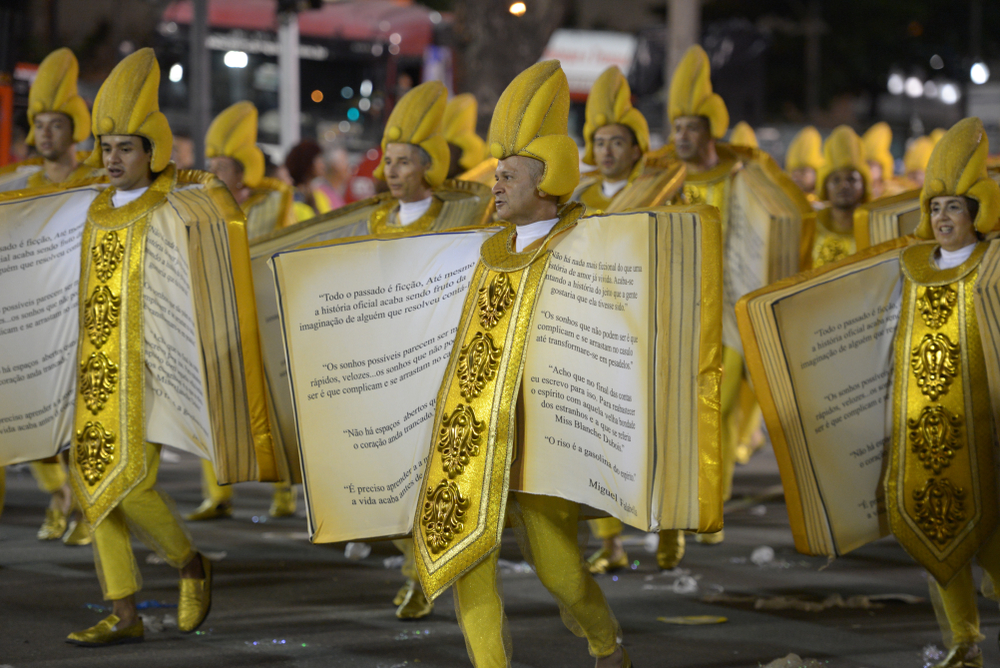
[488,60,579,202]
[374,81,449,187]
[85,48,173,173]
[729,121,758,148]
[785,126,824,172]
[862,122,894,178]
[442,93,487,171]
[27,48,90,146]
[206,101,265,188]
[817,125,872,202]
[916,117,1000,238]
[582,66,649,165]
[668,45,729,139]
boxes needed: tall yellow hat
[729,121,758,148]
[916,117,1000,238]
[817,125,871,202]
[668,45,729,139]
[488,60,579,203]
[862,122,894,179]
[27,48,90,146]
[785,126,824,172]
[85,48,172,173]
[442,93,487,171]
[582,66,649,166]
[205,101,265,188]
[374,80,449,187]
[904,136,935,175]
[930,128,946,145]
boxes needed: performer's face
[672,116,712,163]
[493,155,550,226]
[825,168,865,209]
[101,135,153,191]
[790,167,816,194]
[383,143,431,203]
[593,124,642,181]
[209,156,245,197]
[33,112,75,161]
[930,196,978,252]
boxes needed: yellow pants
[393,538,417,580]
[719,345,744,502]
[930,528,1000,646]
[30,460,68,494]
[453,492,620,667]
[200,458,291,502]
[587,517,622,540]
[91,442,196,600]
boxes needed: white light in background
[940,83,960,105]
[169,63,183,82]
[971,62,990,84]
[904,76,923,98]
[923,80,938,99]
[360,79,373,97]
[930,54,944,70]
[887,73,904,95]
[358,98,371,112]
[224,50,248,68]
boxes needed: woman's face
[930,196,978,252]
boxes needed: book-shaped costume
[853,189,921,250]
[0,166,275,509]
[250,180,493,483]
[575,157,686,215]
[268,205,723,593]
[0,150,100,193]
[737,238,1000,578]
[243,177,295,240]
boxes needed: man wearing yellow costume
[862,122,898,199]
[809,125,871,269]
[443,93,489,180]
[186,101,297,522]
[412,60,631,668]
[785,125,824,199]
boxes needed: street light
[904,76,923,98]
[887,73,904,95]
[940,83,960,104]
[169,63,183,83]
[224,50,248,68]
[509,2,526,16]
[971,62,990,84]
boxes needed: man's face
[101,135,153,191]
[593,124,642,181]
[867,160,884,185]
[824,168,865,209]
[790,167,816,194]
[673,115,712,163]
[493,155,547,226]
[33,112,75,162]
[383,143,430,202]
[209,156,245,197]
[930,196,979,252]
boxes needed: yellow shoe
[38,507,68,540]
[695,528,724,545]
[393,582,410,607]
[656,530,686,570]
[395,579,433,619]
[178,554,213,633]
[269,487,297,518]
[66,614,144,647]
[184,499,233,521]
[931,644,983,668]
[62,518,92,546]
[587,548,629,575]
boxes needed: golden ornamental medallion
[816,236,851,267]
[76,421,116,485]
[908,405,963,474]
[457,332,502,400]
[92,230,125,283]
[913,477,966,546]
[916,286,957,329]
[682,184,703,205]
[83,284,120,349]
[422,479,470,553]
[437,404,484,478]
[477,272,514,330]
[80,352,119,415]
[911,333,960,401]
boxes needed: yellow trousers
[587,517,622,540]
[393,538,417,580]
[453,492,620,667]
[91,442,196,600]
[930,528,1000,646]
[200,458,291,503]
[30,460,68,494]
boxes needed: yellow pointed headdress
[916,117,1000,238]
[668,45,729,139]
[904,136,935,175]
[206,101,265,188]
[488,60,579,203]
[930,128,946,145]
[862,122,894,179]
[785,126,824,172]
[85,48,172,173]
[729,121,758,148]
[374,80,449,187]
[27,48,90,146]
[442,93,487,171]
[817,125,872,202]
[582,66,649,166]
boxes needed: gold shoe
[931,644,983,668]
[695,528,724,545]
[38,507,68,540]
[656,530,686,570]
[63,518,92,546]
[269,487,297,518]
[184,499,233,521]
[66,614,144,647]
[393,582,410,607]
[395,579,433,619]
[588,548,629,575]
[178,554,213,633]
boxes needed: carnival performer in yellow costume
[412,60,631,668]
[862,122,904,199]
[729,121,758,149]
[443,93,489,180]
[65,48,214,647]
[186,101,297,523]
[785,125,824,201]
[809,125,871,269]
[905,135,936,187]
[885,117,1000,668]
